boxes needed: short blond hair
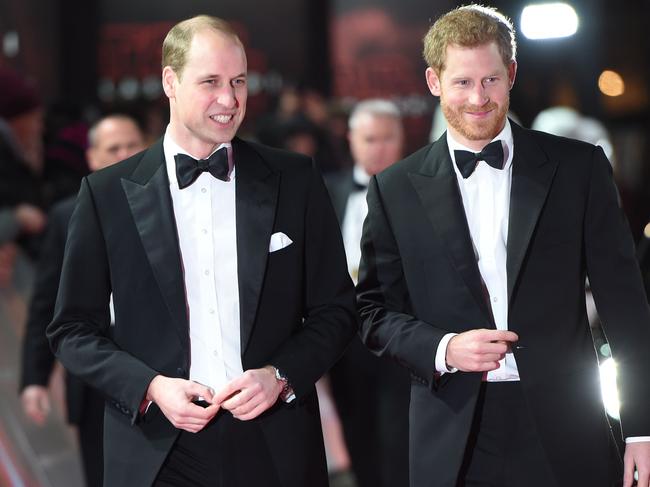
[422,4,516,74]
[162,15,240,80]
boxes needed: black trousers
[77,388,104,487]
[457,382,558,487]
[153,411,282,487]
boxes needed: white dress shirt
[434,120,520,381]
[342,165,371,283]
[163,130,243,393]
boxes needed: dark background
[1,0,649,233]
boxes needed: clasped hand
[147,366,283,433]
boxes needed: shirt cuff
[139,399,152,416]
[435,333,459,374]
[625,436,650,443]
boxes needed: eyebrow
[200,72,247,79]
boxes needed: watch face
[274,366,287,382]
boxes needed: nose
[468,83,489,107]
[217,84,238,109]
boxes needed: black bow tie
[454,140,504,179]
[174,148,229,189]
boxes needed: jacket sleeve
[583,146,650,437]
[267,162,357,399]
[357,176,447,388]
[46,178,158,424]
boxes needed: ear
[425,67,442,97]
[86,148,100,172]
[162,66,177,99]
[507,60,517,90]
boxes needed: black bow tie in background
[454,140,504,179]
[175,147,229,189]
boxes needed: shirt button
[202,229,208,235]
[213,350,219,357]
[209,309,215,314]
[201,188,207,193]
[204,270,210,276]
[492,296,498,303]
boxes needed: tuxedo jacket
[357,121,650,487]
[47,137,357,487]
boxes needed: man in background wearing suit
[47,15,356,487]
[357,5,650,487]
[20,114,145,486]
[326,99,410,487]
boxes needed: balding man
[20,114,144,487]
[326,99,410,487]
[46,16,355,487]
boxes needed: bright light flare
[521,3,579,40]
[598,70,625,97]
[599,358,620,420]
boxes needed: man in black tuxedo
[357,5,650,487]
[47,15,356,487]
[326,99,410,487]
[21,113,145,486]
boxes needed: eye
[485,77,498,84]
[232,78,247,87]
[203,79,216,85]
[455,79,469,87]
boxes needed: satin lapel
[232,138,280,354]
[506,124,558,305]
[408,135,492,321]
[121,141,189,351]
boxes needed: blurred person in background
[0,66,48,280]
[20,114,145,487]
[326,99,410,487]
[357,5,650,487]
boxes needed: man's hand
[21,385,51,425]
[446,329,519,372]
[215,366,283,421]
[624,441,650,487]
[146,375,219,433]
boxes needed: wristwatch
[273,366,295,403]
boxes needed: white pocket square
[269,232,293,253]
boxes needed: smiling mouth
[210,114,234,124]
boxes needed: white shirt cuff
[435,333,459,374]
[626,436,650,443]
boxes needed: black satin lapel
[506,129,558,305]
[233,139,279,354]
[121,151,188,351]
[409,142,492,321]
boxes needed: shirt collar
[353,164,372,188]
[163,126,234,188]
[447,118,514,176]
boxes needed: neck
[167,122,223,160]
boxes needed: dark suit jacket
[20,196,92,424]
[47,137,357,487]
[325,168,356,223]
[357,122,650,487]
